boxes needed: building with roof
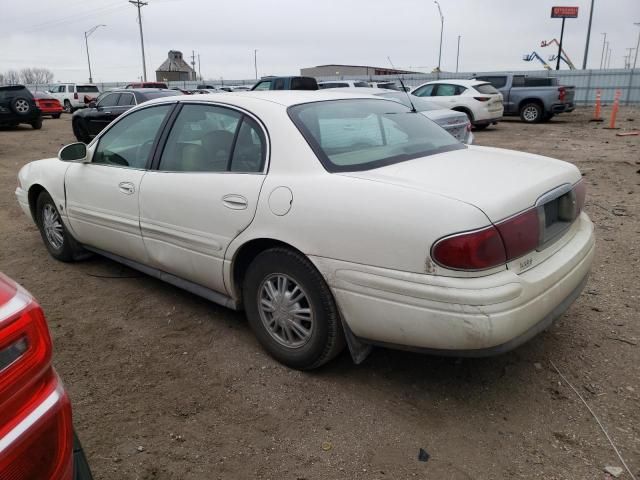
[300,64,423,77]
[155,50,196,82]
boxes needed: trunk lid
[339,145,581,222]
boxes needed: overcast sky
[1,0,638,83]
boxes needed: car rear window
[142,91,182,99]
[77,85,99,93]
[474,83,499,95]
[354,82,371,88]
[319,83,349,89]
[476,76,507,88]
[288,99,463,173]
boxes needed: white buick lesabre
[15,91,595,369]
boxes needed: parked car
[474,74,575,123]
[125,82,168,89]
[411,79,503,129]
[318,80,372,89]
[33,91,64,119]
[48,84,100,113]
[0,273,93,479]
[197,84,217,89]
[369,81,401,90]
[71,88,182,143]
[15,91,594,369]
[0,85,42,129]
[251,76,318,91]
[322,87,473,144]
[170,87,192,95]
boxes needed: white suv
[48,83,100,112]
[411,79,503,129]
[318,80,371,89]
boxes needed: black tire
[64,100,72,113]
[73,120,90,143]
[52,113,61,119]
[243,248,345,369]
[520,102,543,123]
[31,117,43,130]
[473,123,489,130]
[35,191,88,262]
[10,97,32,115]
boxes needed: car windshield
[375,92,438,112]
[288,99,464,173]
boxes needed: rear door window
[434,84,458,96]
[98,93,121,107]
[273,78,285,90]
[117,93,136,106]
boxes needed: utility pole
[599,33,607,69]
[129,0,148,82]
[434,1,444,75]
[198,54,202,81]
[84,24,105,83]
[625,48,635,69]
[456,35,461,73]
[633,23,640,69]
[191,50,197,80]
[606,46,612,69]
[582,0,595,69]
[254,49,258,80]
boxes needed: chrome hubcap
[15,99,29,113]
[258,274,314,348]
[523,106,538,121]
[42,204,64,249]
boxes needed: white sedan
[15,91,594,369]
[411,79,504,129]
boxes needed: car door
[65,104,174,263]
[139,103,268,294]
[88,92,121,135]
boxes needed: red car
[33,91,63,119]
[0,273,92,479]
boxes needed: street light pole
[129,0,148,82]
[599,33,607,69]
[84,24,106,83]
[633,23,640,69]
[434,1,444,75]
[456,35,461,73]
[582,0,595,69]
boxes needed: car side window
[92,105,171,169]
[455,85,467,95]
[117,93,136,106]
[159,104,242,172]
[273,78,285,90]
[434,84,457,96]
[412,84,434,97]
[58,85,66,93]
[253,81,271,91]
[98,93,120,108]
[230,117,266,173]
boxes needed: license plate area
[537,185,578,249]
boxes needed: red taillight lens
[558,87,566,101]
[495,209,540,261]
[474,96,490,102]
[432,226,507,270]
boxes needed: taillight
[432,226,506,270]
[495,209,540,260]
[574,179,586,214]
[558,87,566,101]
[73,92,78,100]
[474,97,490,102]
[0,275,73,480]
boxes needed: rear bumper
[311,212,594,354]
[551,102,575,114]
[473,115,502,126]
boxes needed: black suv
[0,85,43,129]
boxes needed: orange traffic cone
[589,89,603,122]
[604,90,621,129]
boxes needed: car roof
[422,79,488,87]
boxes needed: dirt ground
[0,106,639,480]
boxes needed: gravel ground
[0,106,638,479]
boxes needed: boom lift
[540,39,576,69]
[522,51,552,70]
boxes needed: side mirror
[88,101,97,108]
[58,143,88,162]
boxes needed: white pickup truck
[48,83,100,112]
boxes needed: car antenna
[387,56,417,113]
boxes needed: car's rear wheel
[64,100,72,113]
[11,97,31,115]
[35,191,87,262]
[520,103,543,123]
[243,248,345,369]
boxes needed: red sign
[551,6,579,18]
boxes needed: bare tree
[34,68,54,84]
[4,70,21,84]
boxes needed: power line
[20,2,125,34]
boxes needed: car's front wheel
[243,248,345,369]
[63,100,72,113]
[31,117,42,130]
[36,191,87,262]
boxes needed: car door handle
[118,182,135,195]
[222,194,248,210]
